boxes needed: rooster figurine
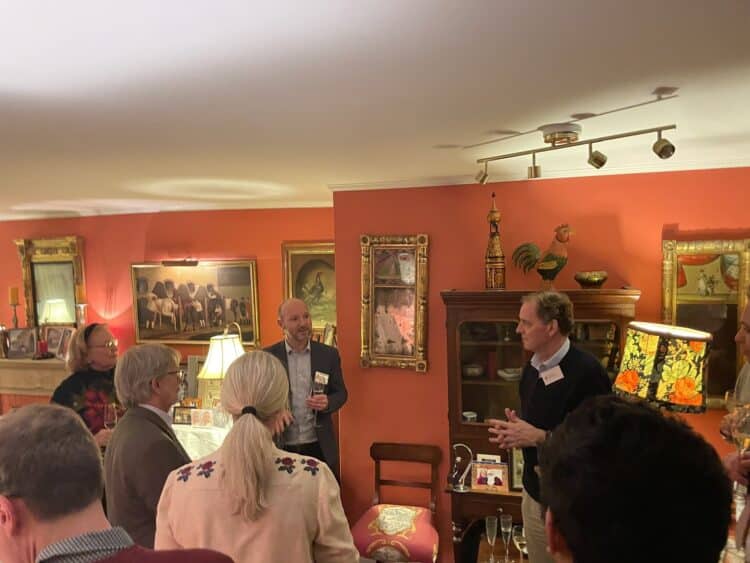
[511,224,573,288]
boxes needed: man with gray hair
[104,343,191,548]
[0,404,231,563]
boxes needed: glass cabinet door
[459,321,522,423]
[569,321,620,380]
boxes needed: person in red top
[0,404,232,563]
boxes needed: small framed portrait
[173,406,196,425]
[510,448,525,492]
[55,327,75,361]
[42,325,68,356]
[471,462,508,493]
[7,328,38,359]
[190,408,214,427]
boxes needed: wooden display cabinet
[441,289,640,563]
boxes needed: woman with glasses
[155,351,358,563]
[51,322,120,448]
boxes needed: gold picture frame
[360,234,428,371]
[281,241,335,336]
[471,461,509,493]
[662,239,750,406]
[130,260,260,346]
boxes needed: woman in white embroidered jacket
[154,351,358,563]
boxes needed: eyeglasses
[165,369,186,382]
[90,339,118,350]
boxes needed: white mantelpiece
[0,359,68,396]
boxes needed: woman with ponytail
[154,350,357,562]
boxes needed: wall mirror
[14,236,85,327]
[662,239,750,407]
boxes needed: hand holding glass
[485,516,497,563]
[103,403,118,430]
[311,381,326,427]
[500,514,514,563]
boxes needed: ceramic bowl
[497,368,522,382]
[574,270,608,289]
[462,363,484,378]
[462,411,478,422]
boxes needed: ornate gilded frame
[360,234,429,371]
[281,241,335,336]
[14,236,86,328]
[663,239,750,406]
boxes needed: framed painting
[662,239,750,406]
[282,241,335,336]
[7,328,37,359]
[131,260,260,346]
[360,234,429,371]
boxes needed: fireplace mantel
[0,358,67,396]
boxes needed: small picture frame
[510,448,525,492]
[7,328,38,359]
[173,406,196,425]
[55,327,75,361]
[42,325,68,357]
[190,408,214,427]
[471,461,508,493]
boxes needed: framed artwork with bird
[282,241,336,337]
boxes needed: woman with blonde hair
[155,350,358,562]
[51,322,119,447]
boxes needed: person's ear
[0,496,20,536]
[547,318,559,337]
[545,509,572,562]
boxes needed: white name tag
[540,366,564,386]
[314,371,330,385]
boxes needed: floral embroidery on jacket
[301,458,320,476]
[177,466,193,482]
[196,461,216,478]
[276,456,296,474]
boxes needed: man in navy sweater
[488,291,610,563]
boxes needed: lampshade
[41,298,73,324]
[196,329,244,408]
[613,321,712,413]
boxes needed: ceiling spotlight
[588,144,607,169]
[527,153,541,179]
[475,163,489,184]
[653,131,675,159]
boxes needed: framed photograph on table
[173,406,195,425]
[282,241,335,339]
[662,239,750,406]
[7,328,37,359]
[471,462,509,493]
[130,260,259,347]
[360,234,429,371]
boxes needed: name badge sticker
[540,366,564,386]
[314,371,330,385]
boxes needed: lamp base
[197,378,223,410]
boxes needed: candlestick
[9,287,19,306]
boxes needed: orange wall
[0,207,334,356]
[333,167,749,562]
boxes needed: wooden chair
[351,442,442,563]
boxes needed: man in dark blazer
[104,344,191,548]
[265,298,348,479]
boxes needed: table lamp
[40,298,74,324]
[613,321,712,413]
[197,322,245,409]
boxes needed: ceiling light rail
[476,124,676,179]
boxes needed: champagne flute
[500,514,514,563]
[485,515,497,563]
[103,403,118,430]
[311,381,326,427]
[512,525,527,561]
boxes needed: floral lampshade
[614,321,712,413]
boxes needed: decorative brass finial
[485,192,505,289]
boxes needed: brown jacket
[104,406,190,548]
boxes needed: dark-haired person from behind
[539,395,731,563]
[0,404,233,563]
[51,322,119,448]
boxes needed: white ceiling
[2,0,749,220]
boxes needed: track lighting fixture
[475,162,489,184]
[587,144,607,169]
[477,124,676,178]
[652,130,676,159]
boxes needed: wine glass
[103,403,118,430]
[730,403,750,522]
[512,525,527,561]
[500,514,514,563]
[311,381,326,427]
[485,515,497,563]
